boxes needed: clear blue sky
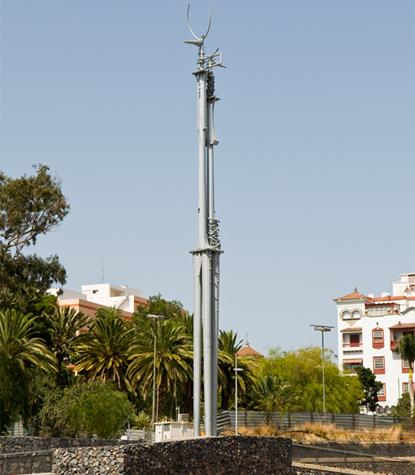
[1,1,414,356]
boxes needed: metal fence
[292,442,415,474]
[123,428,155,443]
[221,410,405,431]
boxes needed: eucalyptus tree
[397,333,415,416]
[46,305,89,387]
[75,307,134,391]
[218,330,258,410]
[0,165,69,314]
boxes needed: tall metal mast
[185,6,225,437]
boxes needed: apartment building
[335,273,415,410]
[47,283,148,321]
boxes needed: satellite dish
[381,292,391,298]
[368,293,374,298]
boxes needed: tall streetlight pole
[234,354,243,435]
[148,314,165,427]
[310,325,334,413]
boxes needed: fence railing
[220,410,405,431]
[292,442,415,473]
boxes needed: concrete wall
[53,436,292,475]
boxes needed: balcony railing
[343,343,362,349]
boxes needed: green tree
[0,165,70,256]
[259,346,363,413]
[66,381,133,438]
[249,372,291,422]
[217,330,258,411]
[0,309,56,431]
[0,165,69,314]
[397,333,415,416]
[46,306,89,387]
[75,308,133,391]
[127,318,193,418]
[355,366,383,412]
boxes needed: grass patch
[231,423,408,441]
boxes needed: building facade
[335,273,415,411]
[47,283,148,321]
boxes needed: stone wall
[0,436,137,475]
[0,435,136,453]
[53,436,292,475]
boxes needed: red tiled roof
[237,346,264,359]
[389,323,415,330]
[334,288,370,301]
[341,327,362,333]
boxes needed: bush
[66,381,133,438]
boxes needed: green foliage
[134,294,185,322]
[0,164,70,256]
[46,306,89,387]
[397,333,415,415]
[256,346,363,413]
[128,318,193,396]
[0,309,56,371]
[355,366,383,412]
[66,381,133,438]
[0,165,69,313]
[131,411,151,430]
[75,308,134,391]
[217,330,258,411]
[391,392,411,419]
[0,354,31,433]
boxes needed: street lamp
[310,324,334,413]
[233,354,243,435]
[148,314,166,427]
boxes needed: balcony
[343,343,363,352]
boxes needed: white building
[47,283,148,320]
[335,273,415,411]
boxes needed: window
[352,311,360,319]
[373,331,383,342]
[93,290,99,294]
[403,382,409,394]
[350,334,360,347]
[372,329,384,349]
[373,357,385,374]
[378,384,386,401]
[402,358,411,373]
[342,311,351,319]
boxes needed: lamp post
[148,314,166,427]
[234,354,243,435]
[310,325,334,413]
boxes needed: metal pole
[322,331,326,413]
[235,354,238,435]
[152,318,157,427]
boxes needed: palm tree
[0,309,56,371]
[218,330,258,410]
[127,318,193,417]
[397,333,415,416]
[46,305,89,387]
[75,307,134,391]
